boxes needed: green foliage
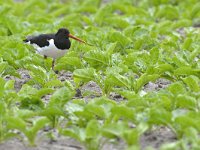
[6,116,50,145]
[1,0,200,149]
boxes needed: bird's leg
[52,59,58,74]
[52,59,55,70]
[43,55,48,70]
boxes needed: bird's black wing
[24,34,55,47]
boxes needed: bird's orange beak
[68,34,87,44]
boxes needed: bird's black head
[56,28,70,38]
[56,28,87,44]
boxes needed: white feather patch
[27,39,68,59]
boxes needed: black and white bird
[24,28,87,71]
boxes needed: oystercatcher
[24,28,87,71]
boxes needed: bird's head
[56,28,70,36]
[56,28,87,44]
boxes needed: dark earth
[0,69,176,150]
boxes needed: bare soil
[0,69,176,150]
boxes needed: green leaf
[85,104,106,119]
[191,2,200,18]
[174,67,200,76]
[6,116,26,132]
[114,89,136,100]
[176,95,196,110]
[149,47,159,65]
[148,108,172,125]
[18,84,38,97]
[102,122,127,138]
[111,106,135,121]
[17,109,36,119]
[20,97,44,110]
[132,28,149,39]
[183,75,200,92]
[123,129,139,146]
[172,19,192,29]
[135,73,160,92]
[84,50,110,69]
[106,42,117,55]
[155,64,174,74]
[0,77,6,97]
[189,49,199,62]
[0,62,7,75]
[108,31,132,48]
[94,5,113,25]
[60,126,86,142]
[49,86,75,107]
[4,80,15,90]
[73,68,97,84]
[27,117,49,145]
[155,5,179,20]
[45,79,63,87]
[39,106,64,117]
[105,73,132,89]
[86,119,100,138]
[104,17,130,29]
[56,56,83,71]
[167,82,186,95]
[174,115,200,135]
[26,64,47,86]
[183,38,193,50]
[36,88,54,98]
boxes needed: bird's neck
[54,37,71,49]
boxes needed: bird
[24,28,87,72]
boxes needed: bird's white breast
[28,39,68,59]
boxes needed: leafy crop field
[0,0,200,149]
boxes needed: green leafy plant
[1,0,200,149]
